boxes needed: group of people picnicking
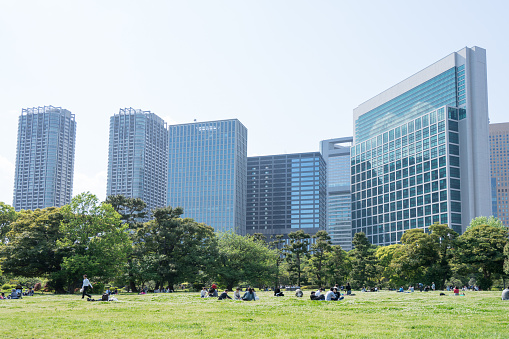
[200,284,259,301]
[0,285,35,300]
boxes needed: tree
[284,230,311,286]
[105,194,148,292]
[309,230,333,287]
[467,216,506,231]
[375,244,405,288]
[325,245,351,286]
[269,234,285,289]
[348,232,377,289]
[0,207,64,278]
[428,223,458,289]
[135,206,217,290]
[0,202,17,244]
[454,224,508,290]
[57,192,131,292]
[215,232,277,290]
[397,229,439,286]
[504,242,509,276]
[105,195,147,225]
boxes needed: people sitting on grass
[200,287,208,298]
[0,292,6,299]
[310,291,324,300]
[242,288,256,301]
[409,286,414,292]
[274,288,284,297]
[325,288,337,301]
[10,289,20,299]
[208,284,218,298]
[315,288,324,299]
[218,290,232,300]
[453,286,460,296]
[397,286,404,292]
[233,288,242,300]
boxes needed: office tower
[107,108,169,216]
[246,152,326,241]
[489,122,509,227]
[13,106,76,211]
[320,137,353,250]
[167,119,247,233]
[351,46,491,245]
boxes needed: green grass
[1,290,508,338]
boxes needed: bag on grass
[80,288,83,293]
[102,294,109,301]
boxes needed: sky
[1,0,508,204]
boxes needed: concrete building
[13,106,76,211]
[106,108,169,216]
[246,152,326,241]
[167,119,247,234]
[351,46,491,245]
[320,137,353,250]
[489,122,509,226]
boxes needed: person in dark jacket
[218,290,232,300]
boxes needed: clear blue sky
[1,0,507,204]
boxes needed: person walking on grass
[82,274,93,299]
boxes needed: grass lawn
[1,290,508,338]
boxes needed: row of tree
[0,194,508,292]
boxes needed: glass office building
[107,108,169,216]
[167,119,247,234]
[320,137,353,250]
[13,106,76,211]
[246,152,326,241]
[489,122,509,227]
[351,46,491,245]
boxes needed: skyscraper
[13,106,76,211]
[351,46,491,245]
[167,119,247,233]
[320,137,353,250]
[489,122,509,227]
[107,108,169,215]
[246,152,326,241]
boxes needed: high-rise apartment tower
[167,119,247,233]
[13,106,76,211]
[351,46,491,245]
[106,108,169,216]
[489,122,509,227]
[320,137,353,250]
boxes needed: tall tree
[0,207,64,278]
[270,234,285,289]
[454,223,508,290]
[0,202,17,244]
[57,192,131,292]
[428,223,458,289]
[467,216,506,231]
[135,206,217,290]
[105,195,147,225]
[375,244,405,288]
[309,230,333,286]
[348,232,377,289]
[215,232,277,290]
[284,230,311,286]
[325,245,351,286]
[105,194,148,292]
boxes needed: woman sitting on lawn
[242,288,256,301]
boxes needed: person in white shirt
[200,287,208,298]
[315,288,323,298]
[82,274,93,299]
[325,288,337,301]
